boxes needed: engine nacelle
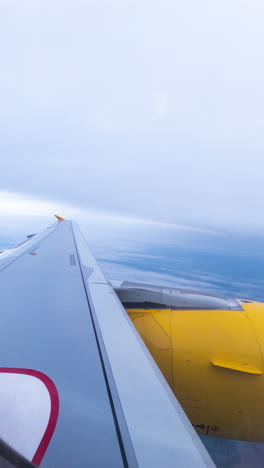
[113,280,264,442]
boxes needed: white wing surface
[0,218,214,467]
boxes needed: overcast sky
[2,6,264,463]
[1,1,264,238]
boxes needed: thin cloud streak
[0,191,225,239]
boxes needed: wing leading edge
[0,219,214,467]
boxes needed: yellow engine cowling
[114,281,264,442]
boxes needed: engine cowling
[113,281,264,442]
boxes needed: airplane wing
[0,218,215,467]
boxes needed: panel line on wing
[0,222,63,274]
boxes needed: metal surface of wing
[0,219,214,467]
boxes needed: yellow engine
[114,281,264,442]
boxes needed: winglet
[54,215,65,222]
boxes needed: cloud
[0,190,225,240]
[1,190,263,302]
[0,1,264,233]
[153,93,169,118]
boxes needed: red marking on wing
[0,368,59,466]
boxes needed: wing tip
[54,214,65,222]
